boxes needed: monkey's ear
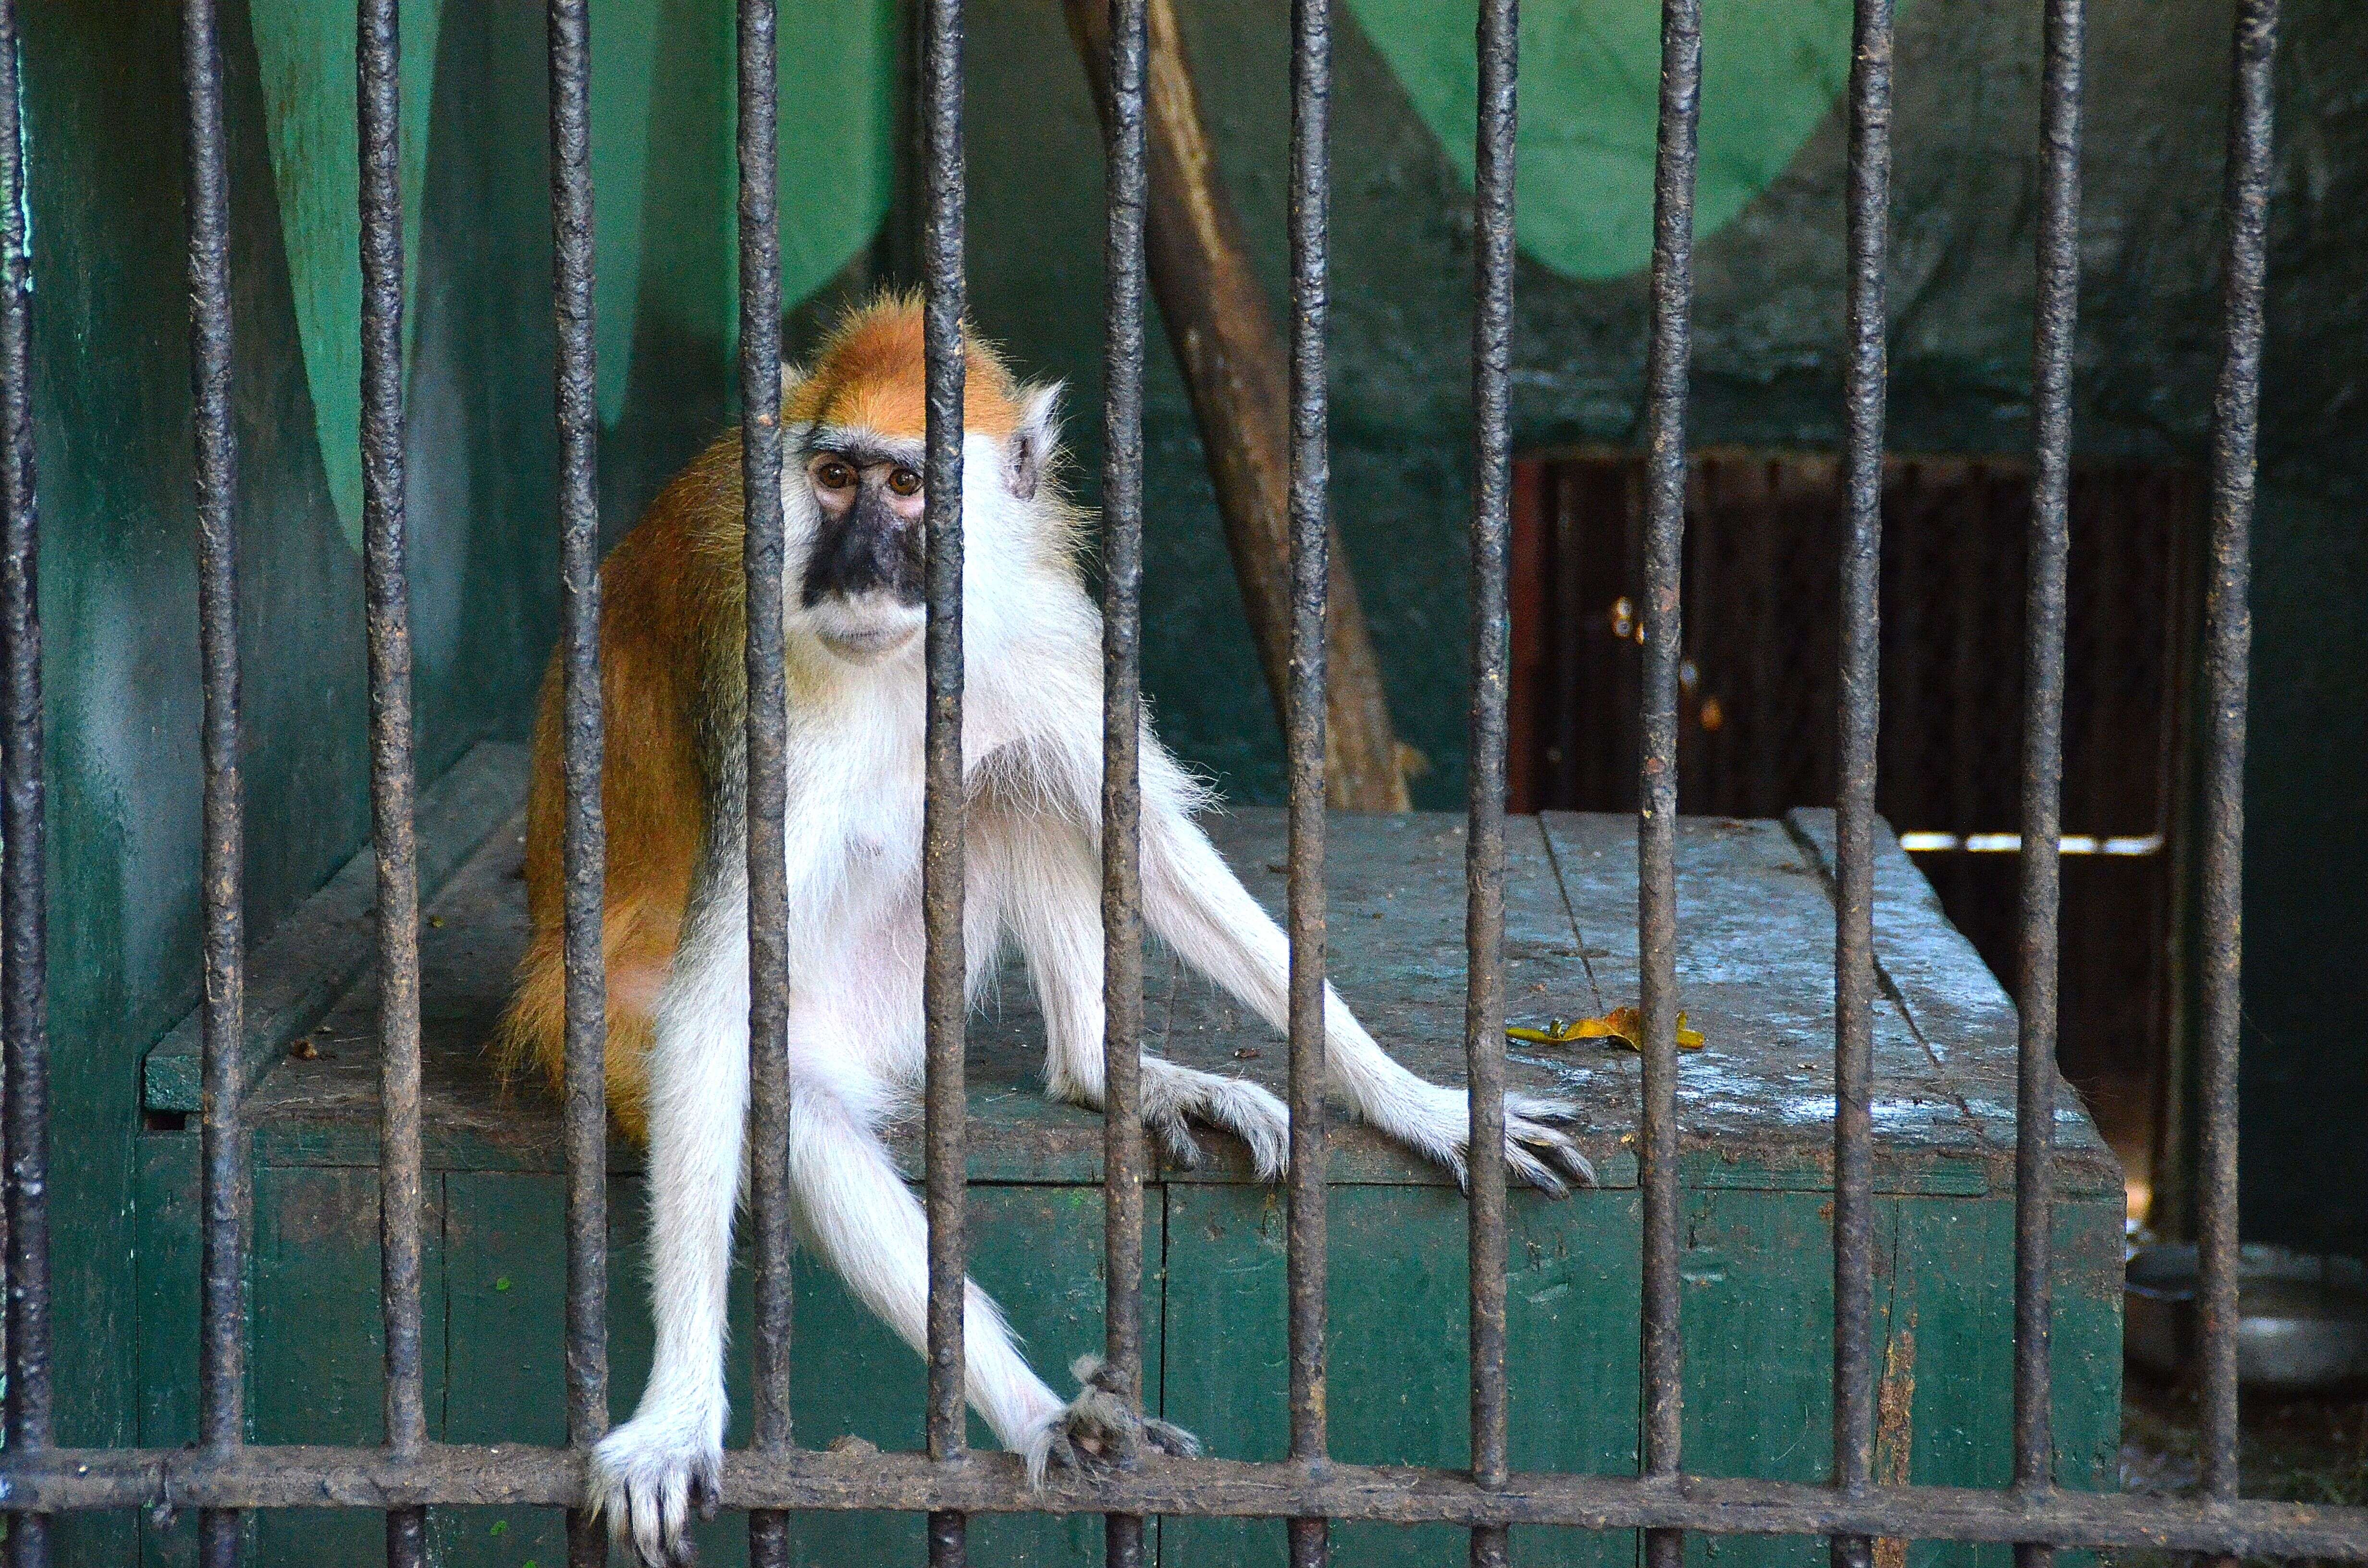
[1007,380,1063,502]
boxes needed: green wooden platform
[133,743,2122,1568]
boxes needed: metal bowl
[2126,1243,2368,1393]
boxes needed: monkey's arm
[978,802,1290,1179]
[1131,745,1594,1192]
[588,879,752,1565]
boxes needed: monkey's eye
[887,466,922,498]
[813,458,855,490]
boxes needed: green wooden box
[132,744,2121,1568]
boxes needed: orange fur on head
[785,291,1024,441]
[496,293,1019,1141]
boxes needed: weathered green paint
[248,0,893,542]
[1348,0,1881,282]
[20,5,2364,1567]
[113,803,2120,1567]
[250,0,444,550]
[1161,1182,1645,1568]
[132,1160,1160,1568]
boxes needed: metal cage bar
[1831,3,1895,1566]
[2199,0,2279,1534]
[1098,0,1152,1563]
[0,0,2351,1559]
[1637,8,1701,1568]
[12,1442,2368,1555]
[2013,6,2084,1568]
[545,1,610,1564]
[919,0,970,1564]
[1465,0,1518,1558]
[736,2,797,1565]
[185,1,249,1563]
[0,0,45,1562]
[1285,0,1333,1561]
[356,5,429,1565]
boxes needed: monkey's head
[784,295,1066,667]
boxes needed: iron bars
[2013,9,2086,1568]
[0,0,45,1563]
[1636,9,1702,1568]
[1464,0,1519,1561]
[1284,0,1335,1562]
[1098,0,1154,1563]
[1831,4,1896,1568]
[737,3,798,1567]
[357,4,430,1566]
[547,1,611,1566]
[0,0,2342,1564]
[919,3,971,1568]
[185,2,248,1565]
[2199,0,2280,1542]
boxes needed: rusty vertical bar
[0,1,46,1561]
[357,5,428,1562]
[1832,4,1895,1568]
[2014,2,2083,1565]
[1285,0,1333,1560]
[2199,0,2277,1540]
[546,1,610,1563]
[1099,0,1151,1560]
[186,1,248,1562]
[920,0,969,1558]
[1465,0,1517,1560]
[1636,6,1699,1568]
[738,0,794,1563]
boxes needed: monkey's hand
[1022,1355,1202,1489]
[1498,1092,1598,1194]
[1380,1083,1598,1197]
[588,1391,725,1567]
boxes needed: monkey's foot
[1390,1084,1597,1197]
[1141,1058,1291,1180]
[589,1402,724,1567]
[1499,1092,1598,1194]
[1023,1355,1202,1488]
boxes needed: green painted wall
[958,0,2367,1250]
[20,1,898,1550]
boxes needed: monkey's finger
[1536,1137,1599,1188]
[666,1474,701,1568]
[1511,1118,1599,1188]
[1506,1093,1585,1129]
[691,1461,721,1523]
[1506,1142,1570,1199]
[1140,1416,1203,1459]
[1150,1108,1205,1172]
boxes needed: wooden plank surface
[228,786,2116,1196]
[142,741,528,1113]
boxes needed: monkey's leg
[1140,804,1595,1193]
[785,1088,1199,1480]
[588,898,752,1567]
[983,808,1291,1179]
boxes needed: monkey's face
[798,440,928,664]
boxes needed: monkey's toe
[1507,1117,1598,1192]
[590,1408,724,1566]
[1025,1356,1204,1488]
[1149,1106,1206,1172]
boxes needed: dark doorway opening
[1509,448,2202,1223]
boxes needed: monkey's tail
[492,896,668,1145]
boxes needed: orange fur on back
[497,432,745,1142]
[498,294,1021,1141]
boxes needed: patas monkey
[499,295,1593,1564]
